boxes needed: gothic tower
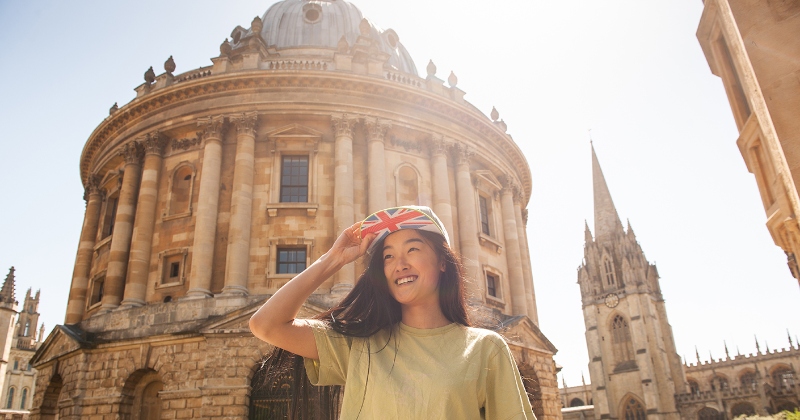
[577,146,686,420]
[0,269,19,392]
[15,288,41,346]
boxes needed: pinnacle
[0,267,16,304]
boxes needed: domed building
[30,1,560,418]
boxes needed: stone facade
[697,0,800,287]
[30,1,560,419]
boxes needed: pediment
[31,325,93,366]
[266,124,324,140]
[474,170,502,191]
[200,298,329,334]
[496,316,558,355]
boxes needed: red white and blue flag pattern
[360,207,445,253]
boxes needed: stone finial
[359,18,371,36]
[251,16,263,33]
[337,35,349,53]
[426,60,437,77]
[144,66,156,84]
[490,106,499,122]
[164,56,176,74]
[109,102,119,115]
[447,71,458,88]
[220,38,232,56]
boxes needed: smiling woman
[249,206,536,419]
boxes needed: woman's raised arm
[249,223,375,359]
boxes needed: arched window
[688,379,701,395]
[395,165,419,206]
[6,387,14,409]
[570,398,585,407]
[168,165,194,216]
[140,381,163,420]
[772,367,794,390]
[20,388,27,409]
[23,321,30,337]
[731,402,756,418]
[603,257,616,286]
[709,375,729,391]
[623,397,645,420]
[740,371,757,391]
[698,407,723,420]
[611,315,635,368]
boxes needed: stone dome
[230,0,418,75]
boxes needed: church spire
[0,267,16,305]
[592,144,624,243]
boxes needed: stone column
[65,176,103,324]
[429,135,454,238]
[453,143,482,301]
[499,175,528,317]
[222,112,257,296]
[100,141,143,312]
[187,116,225,299]
[120,132,166,308]
[364,117,391,213]
[514,192,538,324]
[331,113,359,295]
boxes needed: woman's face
[382,229,445,307]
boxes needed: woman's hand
[324,222,377,268]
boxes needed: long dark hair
[254,229,470,419]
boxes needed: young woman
[249,206,535,419]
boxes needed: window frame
[87,271,107,309]
[156,248,189,289]
[266,237,315,288]
[473,171,502,253]
[279,155,310,203]
[266,124,322,218]
[482,265,506,305]
[163,162,196,221]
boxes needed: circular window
[303,5,322,24]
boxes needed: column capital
[120,141,143,166]
[230,111,258,137]
[83,175,103,201]
[330,113,359,138]
[498,173,518,195]
[522,209,529,226]
[428,133,448,157]
[142,131,167,156]
[197,115,225,142]
[452,142,474,165]
[363,117,392,142]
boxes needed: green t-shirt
[304,321,536,420]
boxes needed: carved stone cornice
[428,133,448,157]
[330,113,359,139]
[143,131,166,156]
[80,73,531,201]
[230,111,258,137]
[120,141,143,166]
[452,143,474,166]
[197,116,225,142]
[363,117,391,142]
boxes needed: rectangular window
[90,277,105,306]
[277,247,307,274]
[280,156,309,202]
[486,273,498,297]
[479,196,491,236]
[103,196,119,238]
[162,254,183,285]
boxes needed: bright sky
[0,1,797,387]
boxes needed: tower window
[6,387,13,409]
[102,195,119,238]
[740,372,757,391]
[611,315,634,367]
[277,247,307,274]
[623,397,645,420]
[603,257,616,286]
[20,388,27,409]
[280,156,309,203]
[90,277,105,306]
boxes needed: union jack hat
[360,206,450,254]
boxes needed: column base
[219,285,249,296]
[330,283,353,297]
[184,288,213,299]
[118,298,146,309]
[96,303,120,315]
